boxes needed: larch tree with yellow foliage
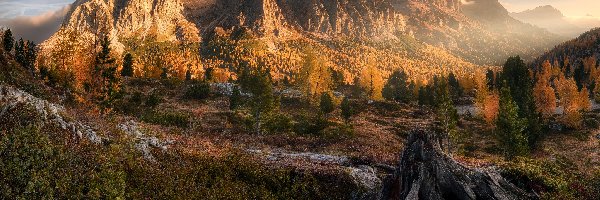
[359,64,384,101]
[299,47,333,103]
[533,60,557,119]
[555,74,590,129]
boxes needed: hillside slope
[510,5,583,37]
[533,28,600,68]
[38,0,562,81]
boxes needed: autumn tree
[299,47,333,102]
[2,28,14,53]
[382,70,413,103]
[359,64,384,101]
[496,84,529,160]
[533,60,557,119]
[555,74,591,129]
[121,53,134,77]
[239,66,278,134]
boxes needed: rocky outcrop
[385,131,534,200]
[0,84,103,144]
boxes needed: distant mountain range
[510,5,588,37]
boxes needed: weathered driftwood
[384,130,534,200]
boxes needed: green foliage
[500,56,542,147]
[448,72,462,102]
[382,70,413,103]
[239,66,278,133]
[340,97,353,123]
[40,66,76,91]
[204,67,214,82]
[263,113,294,134]
[432,76,459,153]
[294,114,330,136]
[496,85,529,159]
[2,28,14,52]
[141,111,190,128]
[89,36,121,110]
[121,53,134,77]
[184,81,211,100]
[501,157,579,198]
[229,86,242,110]
[331,69,345,89]
[418,85,435,107]
[14,38,25,65]
[319,93,335,115]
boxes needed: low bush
[184,81,211,100]
[294,115,330,136]
[141,111,190,128]
[263,113,293,134]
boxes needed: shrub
[141,111,190,128]
[294,115,330,136]
[263,113,293,134]
[145,92,162,109]
[319,93,335,115]
[184,82,211,100]
[584,118,599,129]
[500,157,575,198]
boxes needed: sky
[498,0,600,19]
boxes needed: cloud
[0,5,70,43]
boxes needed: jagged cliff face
[42,0,200,54]
[40,0,562,69]
[182,0,407,39]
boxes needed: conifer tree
[382,70,413,103]
[500,56,541,147]
[14,38,25,65]
[229,86,242,110]
[90,36,120,109]
[24,40,37,76]
[319,93,335,116]
[496,84,529,159]
[2,29,14,53]
[448,72,462,102]
[340,97,353,123]
[239,66,278,133]
[121,53,134,77]
[433,76,458,154]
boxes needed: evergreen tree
[433,76,459,154]
[2,29,14,53]
[496,84,529,159]
[160,68,168,79]
[500,56,541,147]
[319,93,335,115]
[448,72,462,102]
[204,67,214,82]
[382,70,413,103]
[229,86,242,110]
[185,69,192,81]
[121,53,134,77]
[24,40,37,76]
[90,36,120,109]
[239,66,278,133]
[331,69,345,89]
[486,69,496,90]
[340,97,353,123]
[14,38,25,65]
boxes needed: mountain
[510,5,584,37]
[533,27,600,68]
[38,0,563,80]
